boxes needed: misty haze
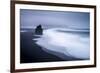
[20,9,90,63]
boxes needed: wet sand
[20,30,83,63]
[20,30,66,63]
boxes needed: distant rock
[35,24,43,35]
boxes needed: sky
[20,9,90,29]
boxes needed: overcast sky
[20,9,90,29]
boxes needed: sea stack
[35,24,43,35]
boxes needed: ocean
[20,28,90,63]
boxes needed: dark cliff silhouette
[35,24,43,35]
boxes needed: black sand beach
[20,29,66,63]
[20,29,84,63]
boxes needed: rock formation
[35,24,43,35]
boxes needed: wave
[33,28,90,60]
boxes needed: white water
[33,28,90,60]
